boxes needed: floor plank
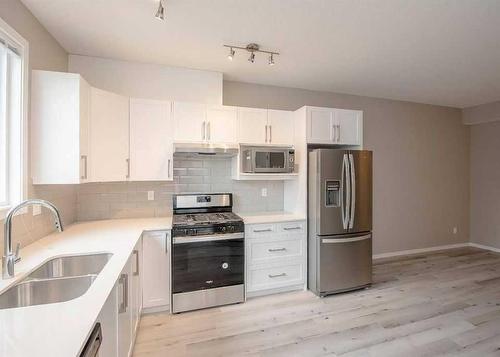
[133,247,500,356]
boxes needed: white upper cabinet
[130,98,173,181]
[307,106,362,146]
[173,101,206,142]
[335,108,362,145]
[237,107,269,144]
[90,87,130,182]
[238,108,294,146]
[267,109,294,145]
[31,71,91,184]
[206,105,237,143]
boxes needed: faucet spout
[2,199,64,279]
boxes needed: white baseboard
[373,243,470,260]
[468,242,500,253]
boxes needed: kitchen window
[0,19,28,217]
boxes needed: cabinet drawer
[278,221,305,234]
[246,223,277,238]
[247,262,304,292]
[248,238,303,265]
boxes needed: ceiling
[21,0,500,108]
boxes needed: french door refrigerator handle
[321,234,371,244]
[341,154,350,230]
[349,153,356,229]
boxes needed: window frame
[0,17,29,219]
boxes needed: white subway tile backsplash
[76,157,284,221]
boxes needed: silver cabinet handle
[269,125,272,143]
[202,121,206,140]
[133,249,139,276]
[165,232,169,253]
[118,273,128,313]
[253,228,273,233]
[331,122,336,142]
[337,124,341,142]
[265,125,268,143]
[283,227,301,231]
[207,121,211,141]
[168,159,171,178]
[80,155,88,180]
[126,158,130,179]
[268,248,286,252]
[268,273,287,278]
[349,153,356,229]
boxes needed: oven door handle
[173,232,244,244]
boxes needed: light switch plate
[32,204,42,216]
[148,191,155,201]
[261,188,267,197]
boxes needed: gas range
[170,193,245,313]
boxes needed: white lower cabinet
[142,231,171,311]
[245,220,306,297]
[95,239,143,357]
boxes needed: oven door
[172,237,244,294]
[253,149,288,173]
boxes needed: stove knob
[221,226,226,232]
[221,262,229,269]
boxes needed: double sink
[0,253,112,310]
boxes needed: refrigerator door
[315,149,350,236]
[348,150,373,233]
[318,233,372,295]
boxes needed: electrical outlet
[32,204,42,216]
[452,227,458,235]
[147,191,155,201]
[261,188,267,197]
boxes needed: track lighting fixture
[223,43,279,65]
[155,0,165,20]
[227,47,235,61]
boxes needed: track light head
[155,0,165,20]
[248,52,255,63]
[227,47,235,61]
[268,53,275,66]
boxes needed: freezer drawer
[317,233,372,295]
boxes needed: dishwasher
[79,323,102,357]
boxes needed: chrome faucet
[2,199,64,279]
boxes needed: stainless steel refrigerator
[308,149,373,296]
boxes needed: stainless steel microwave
[241,146,295,173]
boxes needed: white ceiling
[21,0,500,108]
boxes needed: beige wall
[224,81,470,255]
[462,100,500,125]
[0,0,74,253]
[470,121,500,249]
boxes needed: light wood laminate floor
[133,247,500,356]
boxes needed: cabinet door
[96,284,118,357]
[142,231,170,309]
[130,239,142,339]
[335,109,362,145]
[206,105,237,143]
[173,102,206,142]
[79,78,91,182]
[238,107,268,144]
[268,109,294,145]
[307,107,334,144]
[130,99,173,181]
[90,88,130,182]
[117,258,132,357]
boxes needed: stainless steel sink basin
[26,253,112,280]
[0,275,97,309]
[0,253,112,310]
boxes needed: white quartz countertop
[236,211,306,225]
[0,217,172,357]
